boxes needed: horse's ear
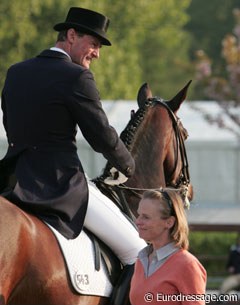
[137,83,153,108]
[167,80,192,113]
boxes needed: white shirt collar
[50,47,71,61]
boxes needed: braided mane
[98,98,155,179]
[120,99,153,150]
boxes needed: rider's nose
[93,48,100,59]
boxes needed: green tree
[185,0,240,85]
[74,0,192,99]
[138,0,192,99]
[0,0,192,100]
[0,0,62,89]
[193,8,240,138]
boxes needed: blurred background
[0,0,240,294]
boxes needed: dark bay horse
[0,81,192,305]
[95,81,193,216]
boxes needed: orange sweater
[130,249,206,305]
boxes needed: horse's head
[95,81,193,216]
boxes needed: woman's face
[136,198,174,247]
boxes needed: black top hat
[53,7,111,46]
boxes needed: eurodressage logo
[74,272,90,291]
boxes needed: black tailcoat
[0,50,135,238]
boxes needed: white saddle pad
[46,224,113,297]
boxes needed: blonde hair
[142,188,189,250]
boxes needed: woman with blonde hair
[130,188,207,305]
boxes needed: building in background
[0,100,239,230]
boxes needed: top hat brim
[53,22,111,46]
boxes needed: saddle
[47,223,133,305]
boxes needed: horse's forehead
[128,106,175,157]
[148,104,174,128]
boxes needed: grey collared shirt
[138,242,180,277]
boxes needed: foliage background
[1,0,190,99]
[1,0,240,100]
[186,0,240,75]
[189,232,238,288]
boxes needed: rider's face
[69,30,102,68]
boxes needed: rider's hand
[104,167,128,185]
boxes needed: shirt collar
[50,47,71,61]
[139,242,179,261]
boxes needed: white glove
[104,167,128,185]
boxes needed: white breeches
[84,181,147,265]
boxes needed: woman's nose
[135,216,142,226]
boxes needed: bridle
[150,98,190,189]
[92,97,191,219]
[122,96,190,188]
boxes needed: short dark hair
[57,30,68,42]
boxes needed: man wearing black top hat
[0,7,146,265]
